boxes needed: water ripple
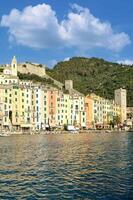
[0,132,133,200]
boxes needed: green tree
[113,115,121,126]
[46,57,133,106]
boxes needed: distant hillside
[46,57,133,106]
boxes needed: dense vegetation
[46,57,133,106]
[18,72,59,88]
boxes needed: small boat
[105,130,111,133]
[0,132,10,137]
[71,130,79,134]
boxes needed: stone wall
[17,62,46,77]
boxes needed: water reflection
[0,132,133,199]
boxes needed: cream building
[115,88,127,123]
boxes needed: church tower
[11,56,17,76]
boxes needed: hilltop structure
[3,56,18,77]
[17,62,46,77]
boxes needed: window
[5,97,7,103]
[75,105,78,110]
[28,106,30,111]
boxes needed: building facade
[85,93,123,129]
[115,88,127,123]
[0,57,86,132]
[0,57,128,132]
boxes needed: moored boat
[0,132,10,137]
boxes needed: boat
[0,132,10,137]
[105,130,111,133]
[66,125,80,134]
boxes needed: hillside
[46,57,133,107]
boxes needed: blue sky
[0,0,133,67]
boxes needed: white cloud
[60,4,130,51]
[117,59,133,65]
[48,59,58,67]
[1,3,131,51]
[64,57,70,61]
[1,4,62,48]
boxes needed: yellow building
[85,93,122,129]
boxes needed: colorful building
[85,93,123,129]
[0,57,127,132]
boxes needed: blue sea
[0,132,133,200]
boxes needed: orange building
[85,95,94,128]
[47,89,59,127]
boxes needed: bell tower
[11,56,17,76]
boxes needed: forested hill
[46,57,133,107]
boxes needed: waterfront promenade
[0,129,130,137]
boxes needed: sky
[0,0,133,67]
